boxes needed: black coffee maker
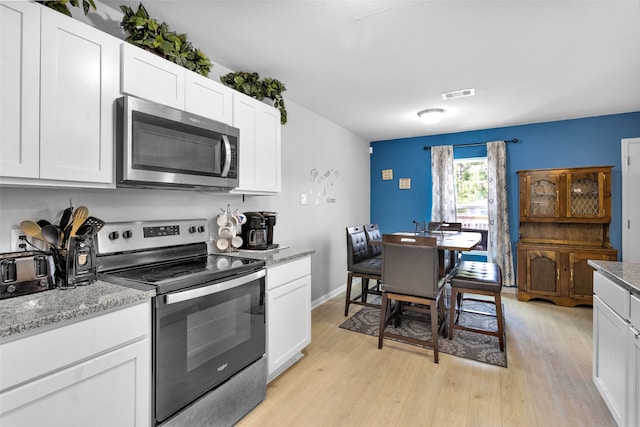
[241,211,278,250]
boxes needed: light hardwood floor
[237,292,614,427]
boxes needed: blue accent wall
[370,112,640,264]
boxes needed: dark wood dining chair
[345,225,382,316]
[378,234,447,363]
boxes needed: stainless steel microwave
[116,96,239,190]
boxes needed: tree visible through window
[454,158,489,249]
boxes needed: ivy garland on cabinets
[40,1,288,124]
[220,72,288,125]
[38,0,96,17]
[119,3,212,77]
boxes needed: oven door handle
[165,269,266,305]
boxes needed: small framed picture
[399,178,411,189]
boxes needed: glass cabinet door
[524,174,561,218]
[567,171,605,218]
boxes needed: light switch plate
[300,194,308,205]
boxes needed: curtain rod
[422,138,519,151]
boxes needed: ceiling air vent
[442,88,475,100]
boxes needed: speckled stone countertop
[588,260,640,295]
[0,281,155,339]
[225,246,315,266]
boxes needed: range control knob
[7,285,16,294]
[122,230,133,239]
[197,226,205,233]
[188,226,197,234]
[108,231,119,240]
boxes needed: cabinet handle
[556,268,560,282]
[570,266,574,283]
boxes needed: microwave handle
[221,134,232,177]
[165,269,266,305]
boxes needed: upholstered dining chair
[378,234,447,363]
[345,225,382,316]
[364,223,382,259]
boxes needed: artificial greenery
[220,72,288,125]
[38,0,96,17]
[120,3,211,77]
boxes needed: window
[454,157,488,251]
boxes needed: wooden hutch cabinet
[516,166,617,306]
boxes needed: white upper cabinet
[231,92,282,194]
[0,3,118,186]
[0,2,41,178]
[185,72,233,124]
[121,42,186,110]
[121,43,232,124]
[39,6,118,183]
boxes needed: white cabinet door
[185,73,233,124]
[0,339,150,427]
[267,274,311,378]
[629,294,640,427]
[231,92,281,194]
[593,295,629,427]
[39,7,117,183]
[121,42,185,109]
[0,2,40,178]
[630,326,640,427]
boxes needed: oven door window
[155,277,265,423]
[132,111,222,177]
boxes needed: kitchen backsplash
[0,187,275,254]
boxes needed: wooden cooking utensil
[20,220,44,242]
[69,206,89,237]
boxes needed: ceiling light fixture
[417,108,446,124]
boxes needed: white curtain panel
[487,141,515,287]
[430,145,457,222]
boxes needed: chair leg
[378,293,389,349]
[449,287,457,341]
[344,272,354,316]
[362,278,369,303]
[430,299,439,364]
[438,293,447,338]
[495,291,504,351]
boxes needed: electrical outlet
[10,228,29,252]
[300,194,308,205]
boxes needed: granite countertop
[588,260,640,295]
[0,281,155,339]
[224,246,315,266]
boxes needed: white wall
[0,0,371,302]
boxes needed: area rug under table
[339,299,507,367]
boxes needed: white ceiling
[101,0,640,142]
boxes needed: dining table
[370,230,483,278]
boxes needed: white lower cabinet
[593,271,636,427]
[630,294,640,427]
[266,257,311,382]
[594,294,630,426]
[0,301,151,427]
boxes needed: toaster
[0,251,56,300]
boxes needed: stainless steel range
[96,219,266,427]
